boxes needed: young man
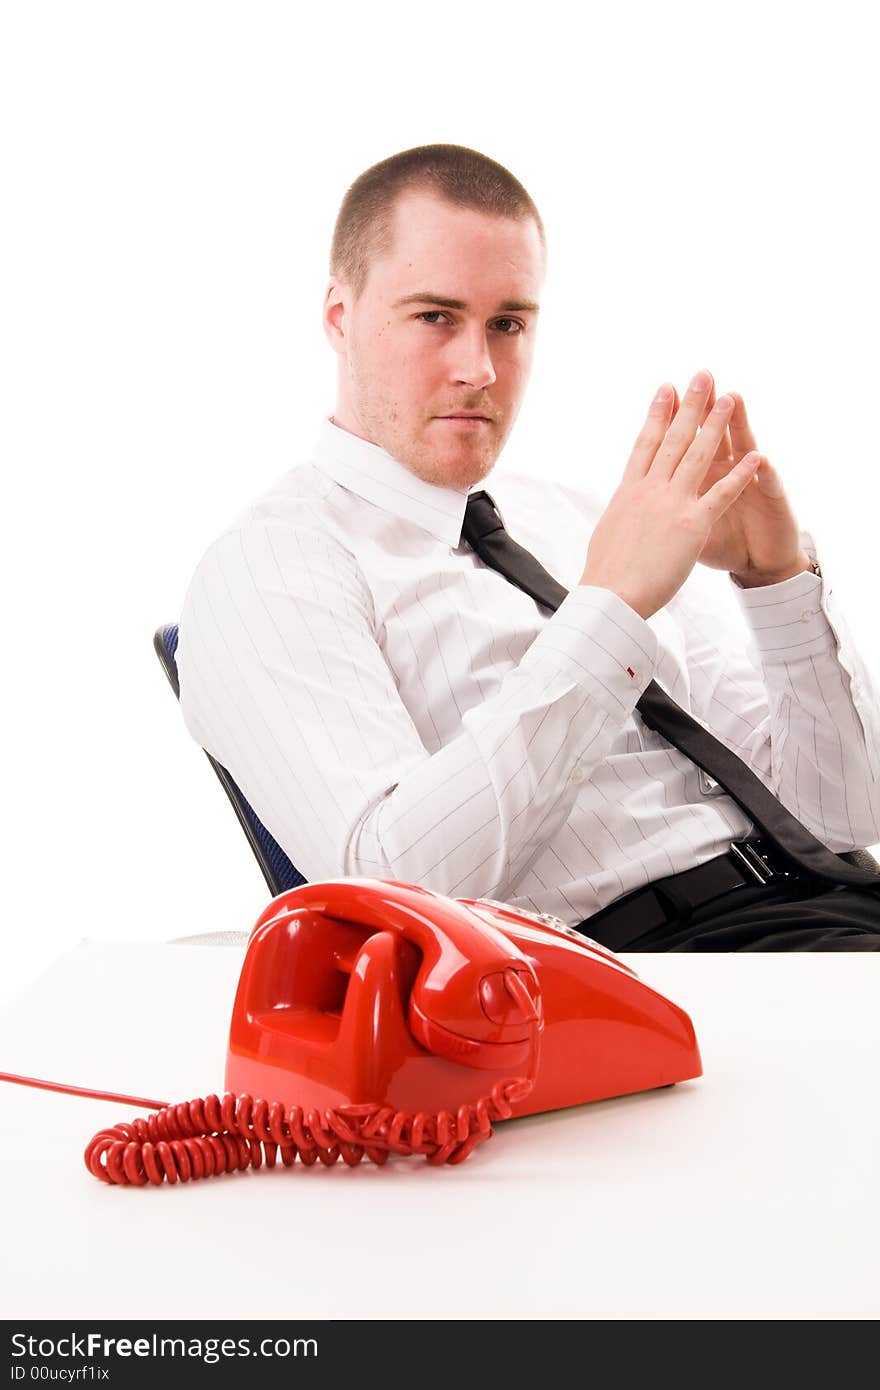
[176,143,880,950]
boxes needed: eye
[415,312,525,334]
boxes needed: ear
[322,278,350,353]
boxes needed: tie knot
[462,490,504,547]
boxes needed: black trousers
[581,879,880,952]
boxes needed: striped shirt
[176,416,880,925]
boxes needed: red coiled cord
[84,1078,534,1185]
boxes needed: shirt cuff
[729,530,835,662]
[523,584,659,718]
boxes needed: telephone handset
[248,875,542,1066]
[82,878,701,1185]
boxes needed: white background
[2,0,878,1005]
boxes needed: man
[176,143,880,950]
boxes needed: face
[323,189,545,490]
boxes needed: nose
[450,326,496,391]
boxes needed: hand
[665,374,811,586]
[579,371,763,620]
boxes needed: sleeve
[175,517,661,900]
[671,532,880,852]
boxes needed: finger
[727,392,759,459]
[712,422,734,464]
[623,382,677,480]
[678,379,732,472]
[650,369,715,479]
[699,450,763,518]
[698,379,736,464]
[695,422,736,499]
[674,392,736,492]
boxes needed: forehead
[375,189,545,292]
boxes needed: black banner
[0,1317,868,1384]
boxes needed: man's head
[323,144,546,490]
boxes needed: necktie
[461,489,880,889]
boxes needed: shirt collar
[310,416,503,546]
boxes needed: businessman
[176,142,880,950]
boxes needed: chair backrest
[153,624,306,897]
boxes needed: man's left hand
[668,378,813,587]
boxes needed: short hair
[329,143,546,299]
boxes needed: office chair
[153,624,306,897]
[154,624,880,896]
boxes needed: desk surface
[1,940,877,1321]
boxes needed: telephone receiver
[83,878,702,1183]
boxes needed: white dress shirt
[176,417,880,926]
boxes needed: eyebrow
[391,291,540,314]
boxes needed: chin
[438,454,495,491]
[394,427,499,489]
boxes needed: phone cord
[83,1078,534,1185]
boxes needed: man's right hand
[579,370,763,620]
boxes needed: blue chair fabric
[153,623,306,897]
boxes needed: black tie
[461,489,880,888]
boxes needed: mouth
[436,415,492,426]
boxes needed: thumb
[752,458,788,500]
[703,450,763,515]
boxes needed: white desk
[0,940,877,1321]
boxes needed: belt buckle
[729,839,789,885]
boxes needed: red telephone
[81,878,701,1183]
[228,876,700,1116]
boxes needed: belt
[579,837,806,952]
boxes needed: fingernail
[712,394,733,413]
[653,385,671,404]
[689,371,709,393]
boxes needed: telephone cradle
[85,877,702,1185]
